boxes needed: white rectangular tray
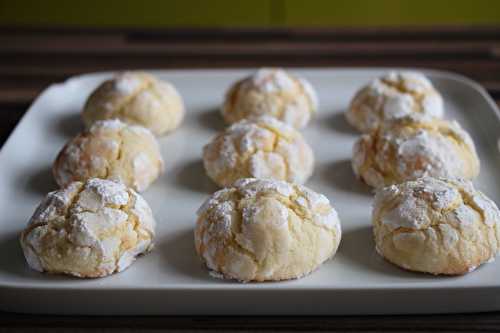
[1,68,500,316]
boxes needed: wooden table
[1,26,500,332]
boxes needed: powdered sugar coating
[82,178,130,208]
[20,178,156,278]
[373,177,500,275]
[252,68,296,92]
[195,178,341,282]
[82,71,184,136]
[346,71,444,133]
[203,116,314,187]
[352,117,480,188]
[114,72,142,95]
[222,68,318,129]
[53,119,163,192]
[234,177,296,198]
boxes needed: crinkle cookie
[53,119,163,192]
[352,116,479,188]
[195,178,342,282]
[82,71,184,136]
[222,68,318,128]
[346,71,444,133]
[373,177,500,275]
[20,178,156,278]
[203,116,314,187]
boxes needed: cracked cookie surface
[346,71,444,133]
[222,68,318,129]
[352,116,480,188]
[53,119,164,192]
[203,116,314,187]
[372,177,500,275]
[82,71,184,136]
[20,178,156,278]
[194,178,341,282]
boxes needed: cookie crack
[358,130,394,183]
[104,128,125,184]
[239,128,291,181]
[65,184,87,220]
[229,203,260,267]
[280,187,336,234]
[231,237,259,266]
[454,187,488,227]
[380,78,431,114]
[114,79,154,121]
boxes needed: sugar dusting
[195,177,342,281]
[114,72,142,95]
[20,178,156,277]
[202,116,313,186]
[223,68,317,128]
[251,68,296,93]
[353,117,480,186]
[348,71,444,132]
[375,177,500,232]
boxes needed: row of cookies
[347,71,479,187]
[197,68,342,281]
[346,72,499,275]
[20,72,187,277]
[55,72,185,192]
[197,173,500,279]
[203,68,318,187]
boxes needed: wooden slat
[1,56,500,73]
[3,312,500,331]
[2,25,500,41]
[0,35,497,56]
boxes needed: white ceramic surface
[1,68,500,315]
